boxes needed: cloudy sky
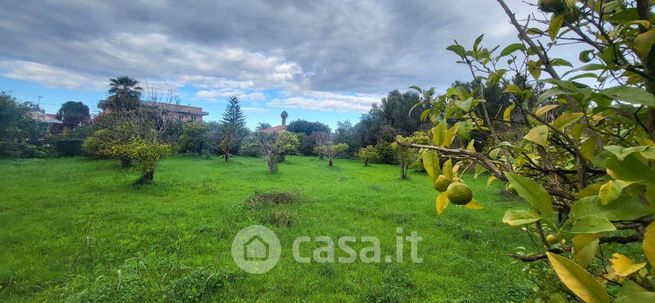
[0,0,532,128]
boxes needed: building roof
[98,100,208,116]
[260,125,287,133]
[141,101,208,116]
[29,110,63,124]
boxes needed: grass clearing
[0,155,530,302]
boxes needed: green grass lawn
[0,155,531,302]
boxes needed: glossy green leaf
[548,15,565,40]
[600,86,655,108]
[616,292,655,303]
[446,44,466,58]
[570,196,651,221]
[570,215,616,234]
[547,252,611,303]
[502,209,541,226]
[552,112,583,130]
[422,150,440,181]
[505,173,554,217]
[572,234,599,268]
[524,125,549,146]
[498,43,525,58]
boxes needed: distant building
[261,110,288,133]
[98,100,208,122]
[29,109,64,132]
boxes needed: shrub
[357,145,380,166]
[109,138,172,184]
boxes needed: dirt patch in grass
[244,191,304,209]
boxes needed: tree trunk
[120,158,131,168]
[224,152,229,161]
[136,169,154,184]
[267,156,277,173]
[329,159,333,166]
[364,159,369,166]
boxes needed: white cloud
[0,60,105,89]
[268,91,381,112]
[195,89,266,102]
[242,107,269,113]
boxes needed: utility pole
[37,96,43,107]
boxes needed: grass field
[0,155,531,302]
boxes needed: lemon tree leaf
[616,292,655,303]
[600,86,655,108]
[443,159,453,180]
[486,175,497,187]
[549,15,565,40]
[502,209,540,226]
[498,43,525,58]
[547,252,611,303]
[644,221,655,267]
[580,138,597,161]
[604,145,648,161]
[534,104,560,116]
[572,234,599,268]
[552,112,583,130]
[503,103,515,122]
[464,199,483,210]
[422,150,440,181]
[446,44,466,58]
[610,253,646,277]
[634,28,655,58]
[570,215,616,234]
[598,180,636,205]
[570,196,651,221]
[432,121,447,146]
[443,124,460,148]
[524,125,549,146]
[505,173,554,217]
[436,192,449,215]
[454,97,473,112]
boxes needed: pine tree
[219,96,247,161]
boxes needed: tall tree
[286,119,331,135]
[333,120,356,154]
[0,92,48,157]
[56,101,90,126]
[219,96,247,161]
[105,76,142,112]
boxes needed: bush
[374,142,396,164]
[51,138,84,156]
[109,138,172,183]
[238,135,261,157]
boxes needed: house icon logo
[231,225,281,274]
[244,235,269,261]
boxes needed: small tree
[219,96,247,161]
[253,130,299,173]
[110,138,171,184]
[312,132,332,160]
[357,145,379,166]
[179,122,208,156]
[56,101,90,126]
[325,143,348,167]
[239,134,262,157]
[391,132,428,179]
[276,130,299,162]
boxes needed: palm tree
[105,76,143,111]
[281,110,288,126]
